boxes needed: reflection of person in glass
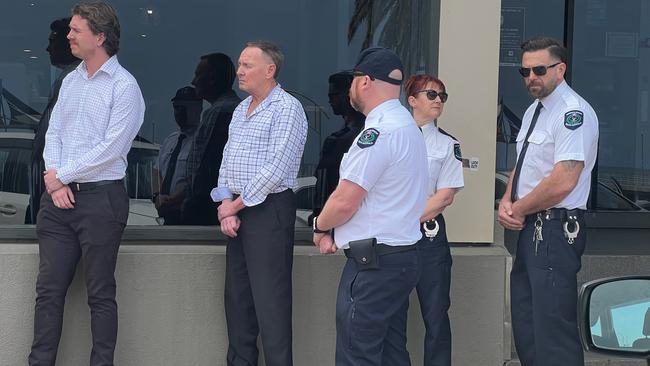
[182,53,241,225]
[30,2,145,365]
[310,71,365,223]
[212,41,308,366]
[405,74,463,366]
[28,17,81,224]
[153,86,201,225]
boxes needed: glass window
[572,0,650,211]
[496,0,566,173]
[0,0,439,226]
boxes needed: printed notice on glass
[500,7,526,67]
[606,32,638,58]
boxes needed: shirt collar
[259,83,283,106]
[76,55,119,79]
[181,126,197,136]
[539,79,568,111]
[242,83,282,116]
[365,99,401,123]
[420,120,437,132]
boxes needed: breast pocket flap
[527,130,547,145]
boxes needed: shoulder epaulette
[438,127,459,143]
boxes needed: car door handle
[0,205,17,215]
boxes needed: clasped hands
[313,232,337,254]
[218,199,241,238]
[43,169,75,209]
[497,199,525,231]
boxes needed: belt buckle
[75,183,81,191]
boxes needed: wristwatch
[312,216,329,234]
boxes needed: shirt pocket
[427,152,445,180]
[526,130,551,168]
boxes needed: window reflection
[573,0,650,211]
[590,279,650,351]
[496,0,650,214]
[0,0,438,226]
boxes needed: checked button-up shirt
[44,55,145,184]
[211,84,308,207]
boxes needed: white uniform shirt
[334,99,428,248]
[155,128,196,192]
[44,56,145,184]
[421,122,464,196]
[515,80,599,209]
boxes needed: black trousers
[415,215,452,366]
[510,213,586,366]
[224,189,296,366]
[336,249,419,366]
[29,183,129,366]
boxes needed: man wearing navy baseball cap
[313,47,428,365]
[352,46,404,85]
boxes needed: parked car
[294,175,316,225]
[578,276,650,364]
[0,131,160,225]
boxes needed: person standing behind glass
[29,17,81,224]
[310,71,365,224]
[211,40,308,366]
[182,53,241,225]
[152,86,202,225]
[30,2,145,365]
[404,74,464,366]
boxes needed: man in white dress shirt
[29,2,145,365]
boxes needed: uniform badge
[564,110,584,130]
[357,128,380,149]
[454,143,462,161]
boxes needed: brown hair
[72,1,120,56]
[521,36,567,64]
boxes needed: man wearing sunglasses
[498,37,599,366]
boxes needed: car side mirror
[579,276,650,364]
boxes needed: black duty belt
[69,179,123,192]
[344,243,416,258]
[526,208,585,222]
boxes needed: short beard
[527,80,554,99]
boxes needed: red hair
[404,74,446,98]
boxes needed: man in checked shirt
[211,40,308,366]
[30,2,144,366]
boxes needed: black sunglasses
[518,62,562,77]
[416,89,449,103]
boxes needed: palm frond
[348,0,373,45]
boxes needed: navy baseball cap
[353,47,404,85]
[171,86,200,102]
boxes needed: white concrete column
[437,0,501,243]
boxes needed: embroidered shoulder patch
[454,143,462,161]
[357,128,380,149]
[564,110,584,130]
